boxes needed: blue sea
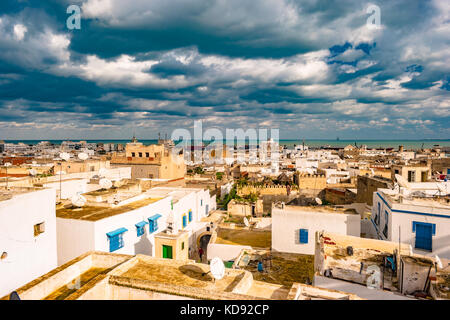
[2,139,449,150]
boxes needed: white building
[56,187,215,265]
[272,203,361,255]
[0,188,57,297]
[371,184,450,259]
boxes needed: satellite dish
[98,168,108,176]
[78,152,89,161]
[243,217,250,227]
[71,194,87,208]
[99,178,113,189]
[315,197,322,205]
[59,152,70,161]
[210,257,225,280]
[395,174,411,189]
[29,169,37,176]
[4,162,12,167]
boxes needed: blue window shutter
[148,215,162,234]
[182,215,187,228]
[188,210,192,222]
[149,220,155,233]
[107,229,126,252]
[135,221,147,237]
[299,229,308,244]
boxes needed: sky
[0,0,448,140]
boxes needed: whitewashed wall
[0,189,57,297]
[272,207,360,255]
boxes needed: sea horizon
[2,138,449,149]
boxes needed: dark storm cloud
[0,0,448,139]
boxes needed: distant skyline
[0,1,449,139]
[2,138,450,150]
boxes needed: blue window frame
[135,221,148,237]
[383,211,389,238]
[148,214,162,233]
[188,210,192,222]
[374,211,380,226]
[413,221,435,251]
[107,228,127,252]
[182,215,187,228]
[299,229,308,244]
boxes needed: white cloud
[13,24,27,41]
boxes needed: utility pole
[4,163,11,189]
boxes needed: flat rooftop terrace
[0,187,41,202]
[238,250,315,288]
[214,227,272,248]
[381,191,450,210]
[56,197,163,221]
[145,187,196,203]
[117,258,242,292]
[276,204,358,215]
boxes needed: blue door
[415,223,433,251]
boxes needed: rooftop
[0,187,41,202]
[116,257,243,292]
[236,250,315,288]
[379,189,450,211]
[274,203,358,215]
[56,197,163,221]
[214,227,272,248]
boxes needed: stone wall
[356,175,391,206]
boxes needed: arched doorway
[196,232,212,263]
[199,234,211,252]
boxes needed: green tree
[194,166,204,174]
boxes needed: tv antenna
[435,183,448,196]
